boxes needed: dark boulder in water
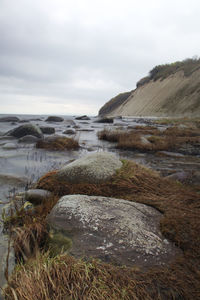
[45,116,64,122]
[75,115,90,120]
[40,126,55,135]
[0,116,20,122]
[7,124,43,139]
[94,117,113,123]
[63,129,76,135]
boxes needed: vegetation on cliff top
[137,57,200,87]
[99,57,200,117]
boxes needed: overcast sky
[0,0,199,115]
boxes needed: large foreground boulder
[6,124,43,139]
[48,194,180,268]
[56,152,122,183]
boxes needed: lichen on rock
[47,194,180,268]
[56,152,123,184]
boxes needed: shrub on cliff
[149,57,200,81]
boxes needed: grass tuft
[98,126,200,152]
[36,136,79,150]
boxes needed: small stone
[2,143,17,150]
[63,129,76,135]
[25,189,52,205]
[40,127,55,135]
[18,135,39,143]
[75,115,90,120]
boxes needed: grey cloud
[0,0,200,114]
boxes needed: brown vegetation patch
[153,117,200,128]
[98,126,200,152]
[36,136,79,150]
[164,126,200,137]
[12,220,48,262]
[3,252,200,300]
[97,128,124,142]
[4,196,57,263]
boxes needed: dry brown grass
[153,117,200,128]
[12,220,47,262]
[3,160,200,299]
[98,127,200,152]
[97,128,124,142]
[36,136,79,150]
[3,194,58,263]
[3,252,200,300]
[164,126,200,137]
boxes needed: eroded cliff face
[99,69,200,117]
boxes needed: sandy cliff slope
[99,69,200,117]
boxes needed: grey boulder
[56,152,122,183]
[7,124,43,139]
[2,143,17,150]
[18,135,39,143]
[48,194,180,268]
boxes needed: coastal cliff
[99,58,200,117]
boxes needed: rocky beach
[0,113,200,299]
